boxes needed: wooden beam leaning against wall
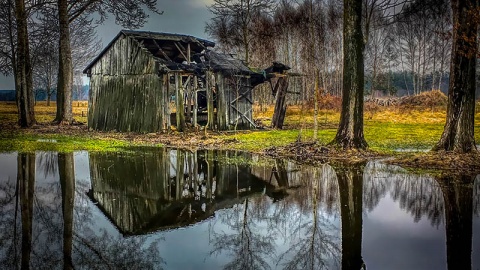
[186,43,192,128]
[193,75,198,128]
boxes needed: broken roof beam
[174,42,189,62]
[152,39,173,62]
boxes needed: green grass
[0,133,135,153]
[222,119,479,154]
[1,101,479,154]
[365,122,445,153]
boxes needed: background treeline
[206,0,477,106]
[0,0,158,126]
[0,86,88,102]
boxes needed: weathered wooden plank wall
[88,35,167,132]
[216,73,228,130]
[206,71,215,129]
[175,73,186,131]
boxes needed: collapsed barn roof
[84,30,259,75]
[83,30,214,74]
[83,30,290,88]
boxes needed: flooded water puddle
[0,149,479,269]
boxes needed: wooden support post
[216,73,228,130]
[206,71,215,130]
[160,74,167,131]
[166,74,171,130]
[271,76,289,129]
[186,75,192,125]
[175,73,185,131]
[186,44,192,126]
[193,75,198,127]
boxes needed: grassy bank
[0,100,479,155]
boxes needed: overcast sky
[0,0,214,89]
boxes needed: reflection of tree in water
[210,197,275,270]
[0,152,163,269]
[436,174,475,270]
[0,175,18,269]
[474,175,480,217]
[363,162,393,212]
[278,165,340,270]
[19,152,35,269]
[389,169,444,227]
[365,162,479,228]
[37,151,58,178]
[333,163,366,270]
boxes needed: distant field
[0,101,88,123]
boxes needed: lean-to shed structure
[84,30,272,132]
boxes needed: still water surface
[0,149,479,270]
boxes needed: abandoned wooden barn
[83,30,281,132]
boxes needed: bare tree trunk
[14,0,35,127]
[433,0,478,153]
[313,70,319,140]
[55,0,74,124]
[331,0,368,149]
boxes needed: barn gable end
[87,34,166,132]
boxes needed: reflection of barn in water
[87,149,279,236]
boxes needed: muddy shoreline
[2,122,479,175]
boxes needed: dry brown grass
[0,101,88,124]
[399,90,448,108]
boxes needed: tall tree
[1,0,56,113]
[14,0,35,127]
[206,0,275,65]
[0,0,16,80]
[33,12,100,107]
[330,0,368,149]
[433,0,478,152]
[55,0,73,124]
[54,0,159,124]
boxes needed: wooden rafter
[174,42,188,61]
[152,39,172,62]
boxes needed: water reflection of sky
[0,151,479,270]
[364,195,446,270]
